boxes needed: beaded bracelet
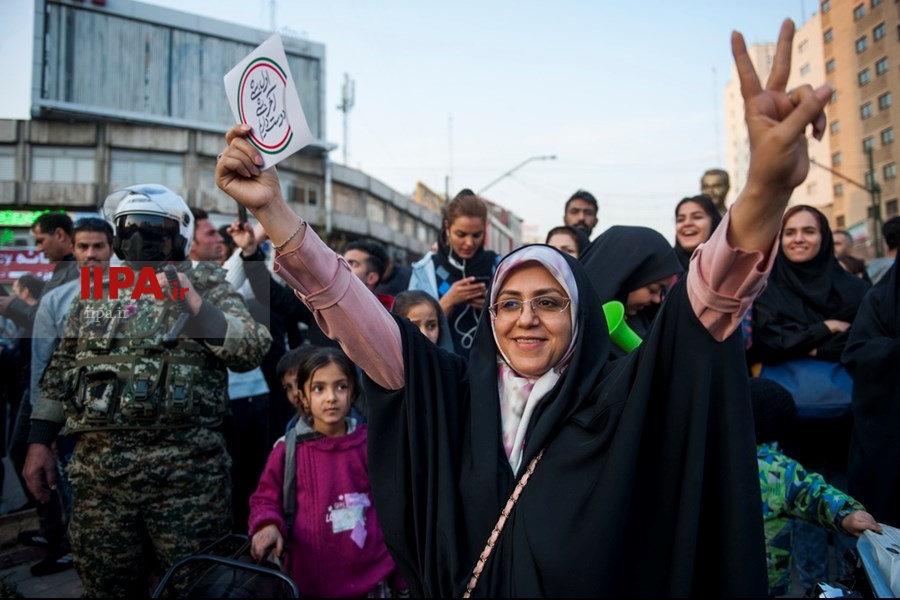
[272,220,303,252]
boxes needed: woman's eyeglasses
[488,295,571,321]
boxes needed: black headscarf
[752,205,870,364]
[842,256,900,526]
[365,244,766,597]
[580,225,683,341]
[673,195,723,270]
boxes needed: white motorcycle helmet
[102,184,194,265]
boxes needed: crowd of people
[0,16,897,599]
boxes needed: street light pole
[477,155,557,195]
[810,154,883,257]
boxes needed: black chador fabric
[752,207,870,364]
[364,248,766,597]
[674,195,723,270]
[580,225,683,341]
[842,258,900,526]
[431,235,499,356]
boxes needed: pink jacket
[248,424,402,597]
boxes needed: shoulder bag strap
[462,448,544,598]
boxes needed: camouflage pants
[66,427,232,598]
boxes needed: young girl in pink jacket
[248,347,405,597]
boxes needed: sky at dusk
[0,0,815,242]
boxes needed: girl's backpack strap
[282,427,324,532]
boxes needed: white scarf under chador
[498,361,561,474]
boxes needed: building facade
[0,0,445,280]
[724,2,898,258]
[821,0,898,256]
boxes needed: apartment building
[724,2,898,258]
[821,0,898,256]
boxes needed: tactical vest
[65,264,228,432]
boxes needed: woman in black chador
[216,20,829,597]
[842,255,900,527]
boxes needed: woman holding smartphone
[407,189,500,357]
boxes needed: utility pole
[337,74,355,165]
[811,153,883,257]
[865,146,884,258]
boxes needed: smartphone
[472,275,492,284]
[237,204,248,225]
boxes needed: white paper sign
[224,33,313,169]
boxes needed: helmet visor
[115,214,180,242]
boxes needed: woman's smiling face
[491,262,573,377]
[781,209,822,264]
[675,200,714,253]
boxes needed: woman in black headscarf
[215,19,828,597]
[751,205,870,365]
[751,204,870,591]
[842,257,900,527]
[580,225,683,344]
[673,194,723,270]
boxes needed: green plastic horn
[601,300,643,353]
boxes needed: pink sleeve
[686,211,777,342]
[272,221,404,390]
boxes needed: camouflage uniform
[31,262,272,597]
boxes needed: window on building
[854,4,865,20]
[873,23,886,40]
[870,0,881,7]
[822,0,831,11]
[830,120,841,134]
[386,205,400,231]
[0,147,14,181]
[863,137,876,151]
[875,57,889,75]
[110,150,183,190]
[859,68,871,85]
[826,58,836,73]
[887,198,898,217]
[799,40,809,53]
[861,102,874,119]
[801,63,811,76]
[824,28,834,43]
[835,183,844,196]
[830,88,839,104]
[31,147,95,184]
[885,163,898,180]
[833,151,843,166]
[366,195,386,224]
[837,215,846,228]
[856,36,868,53]
[879,92,893,110]
[882,127,895,145]
[416,222,429,244]
[197,160,217,193]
